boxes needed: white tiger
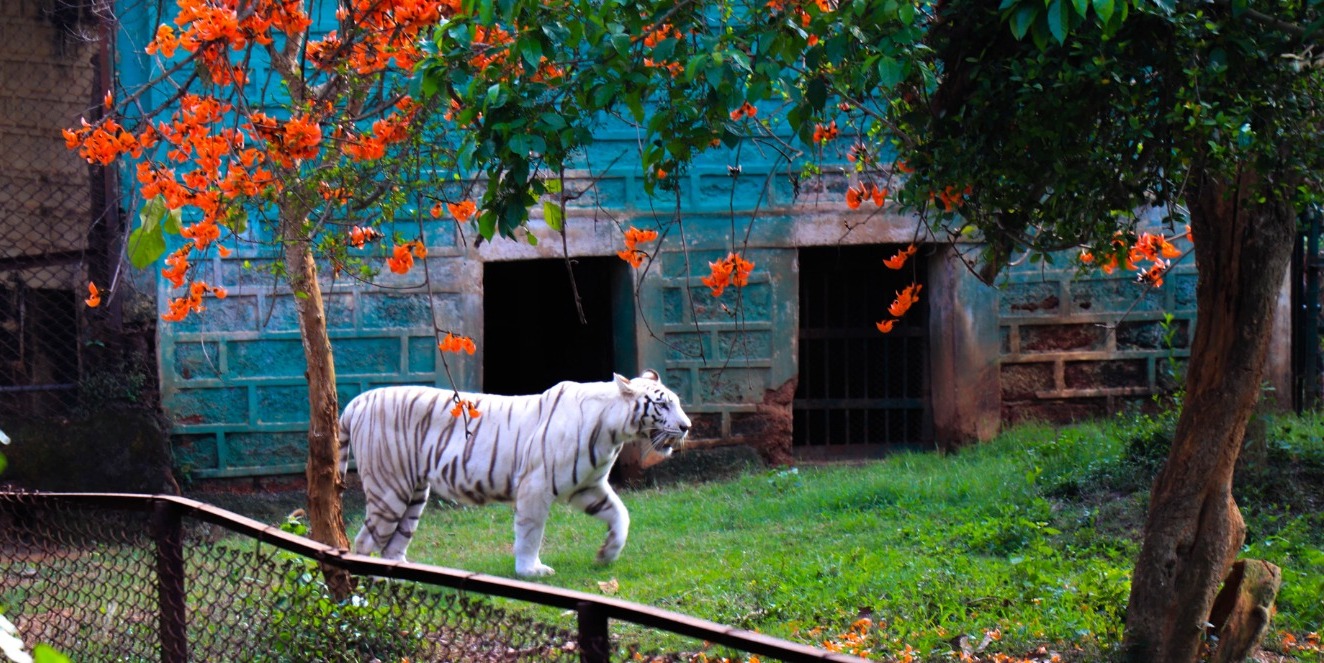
[339,370,691,577]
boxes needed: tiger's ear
[615,373,636,396]
[639,369,660,382]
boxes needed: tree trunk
[1121,169,1296,662]
[281,213,354,600]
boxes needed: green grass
[209,410,1324,662]
[395,423,1140,659]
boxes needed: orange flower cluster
[438,332,476,354]
[85,282,101,308]
[163,280,227,322]
[812,121,839,143]
[643,23,681,48]
[249,112,323,167]
[387,241,427,274]
[348,225,384,248]
[932,184,971,212]
[889,283,922,317]
[63,117,152,166]
[883,244,917,270]
[818,618,875,657]
[846,182,886,209]
[147,0,451,81]
[1080,229,1188,287]
[763,0,813,25]
[468,24,515,71]
[876,283,922,334]
[1280,631,1321,655]
[342,98,419,161]
[642,57,685,78]
[702,252,754,297]
[143,0,315,84]
[847,143,873,166]
[346,0,460,73]
[617,226,660,268]
[448,200,477,223]
[450,399,481,419]
[180,217,221,249]
[729,102,758,121]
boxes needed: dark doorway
[483,257,633,396]
[794,245,932,458]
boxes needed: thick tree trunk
[281,214,354,600]
[1121,170,1296,662]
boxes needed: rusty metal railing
[0,491,866,663]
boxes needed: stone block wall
[997,245,1197,424]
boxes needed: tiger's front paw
[596,542,624,564]
[516,561,556,577]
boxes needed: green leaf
[294,290,310,300]
[1009,4,1038,40]
[807,77,828,111]
[139,195,167,231]
[544,179,563,194]
[1046,0,1069,44]
[876,56,906,88]
[517,36,542,68]
[164,206,183,235]
[538,112,568,131]
[478,209,497,240]
[543,201,564,231]
[610,33,632,57]
[420,67,441,98]
[221,208,246,235]
[33,645,72,663]
[127,223,167,270]
[1070,0,1088,18]
[1092,0,1114,24]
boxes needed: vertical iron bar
[153,501,189,663]
[577,601,610,663]
[1307,207,1321,409]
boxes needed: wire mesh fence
[0,0,124,422]
[0,492,866,663]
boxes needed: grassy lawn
[205,409,1324,662]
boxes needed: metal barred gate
[793,245,932,458]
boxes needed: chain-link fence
[0,492,866,663]
[0,0,128,422]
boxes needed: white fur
[340,371,690,576]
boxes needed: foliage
[231,514,443,661]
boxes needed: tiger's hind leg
[380,484,430,561]
[568,481,630,565]
[356,482,429,562]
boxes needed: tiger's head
[616,369,691,457]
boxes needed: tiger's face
[618,370,691,457]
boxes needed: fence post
[577,601,610,663]
[152,500,189,663]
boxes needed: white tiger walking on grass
[339,370,691,577]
